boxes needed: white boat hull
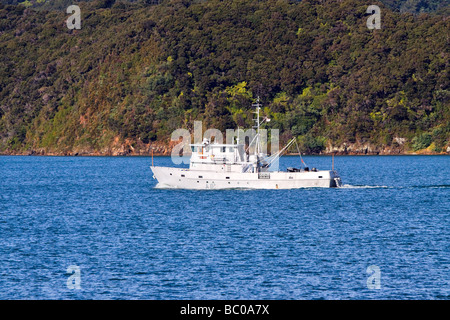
[151,166,341,189]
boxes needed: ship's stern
[329,170,343,188]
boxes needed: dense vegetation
[7,0,450,14]
[0,0,448,155]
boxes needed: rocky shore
[1,141,449,156]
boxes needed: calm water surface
[0,155,448,299]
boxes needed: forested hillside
[6,0,450,14]
[0,0,449,155]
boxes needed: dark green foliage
[381,0,450,13]
[298,134,327,154]
[412,132,433,150]
[96,0,116,9]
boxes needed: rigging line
[245,133,259,154]
[265,139,291,163]
[267,138,295,166]
[294,138,307,168]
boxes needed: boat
[150,98,343,189]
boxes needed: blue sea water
[0,155,448,300]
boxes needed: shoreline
[2,139,449,157]
[1,141,449,157]
[1,151,448,157]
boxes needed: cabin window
[319,176,323,178]
[170,173,172,176]
[191,146,196,152]
[226,177,230,179]
[205,146,210,152]
[221,147,226,153]
[229,147,233,152]
[181,174,185,177]
[199,176,203,178]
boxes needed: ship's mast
[252,96,261,156]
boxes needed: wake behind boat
[151,98,342,189]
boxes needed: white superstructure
[151,98,342,189]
